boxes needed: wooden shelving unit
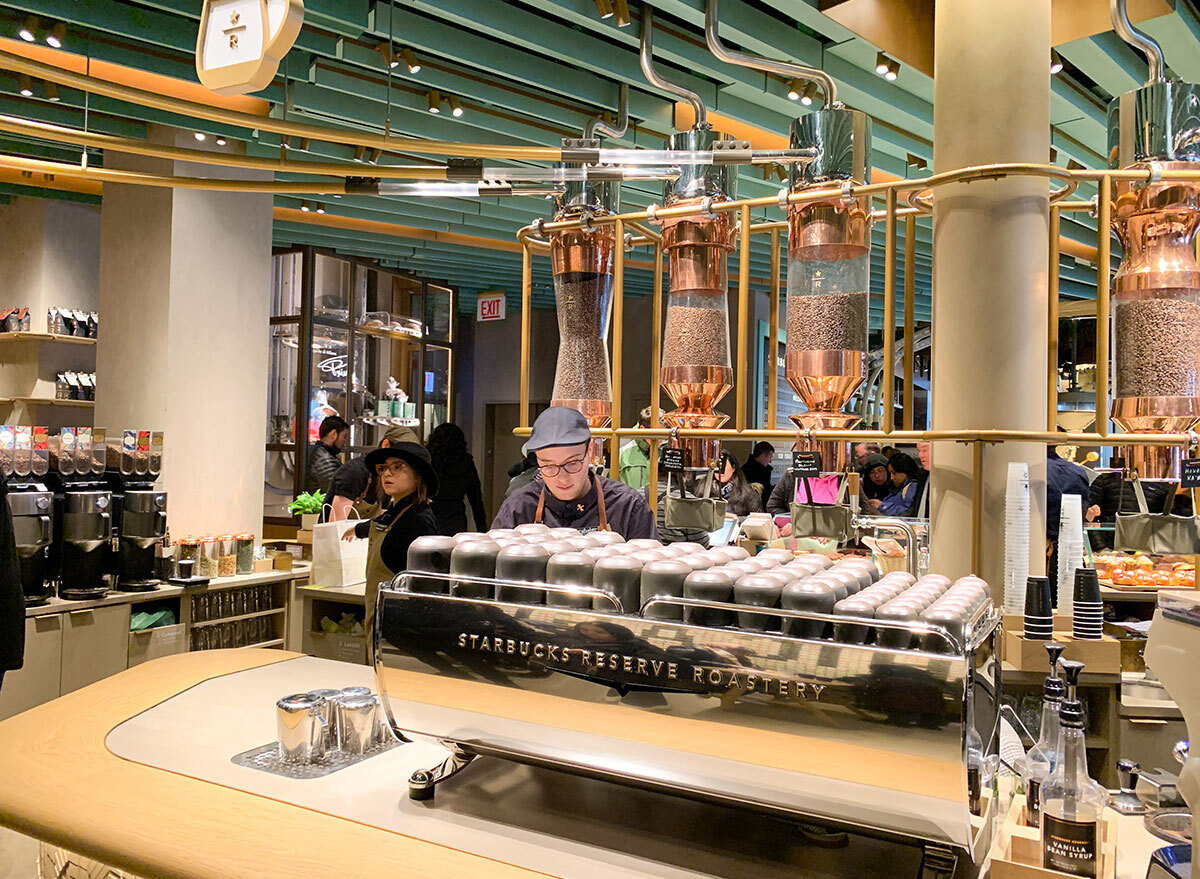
[0,332,96,346]
[8,397,95,408]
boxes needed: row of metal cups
[275,686,391,764]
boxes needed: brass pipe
[652,242,664,428]
[767,228,780,430]
[1048,206,1060,431]
[0,153,348,193]
[600,427,1192,445]
[0,113,446,179]
[971,441,984,574]
[736,205,751,432]
[626,221,661,243]
[0,48,561,161]
[903,214,915,431]
[520,244,532,429]
[611,219,625,480]
[1096,178,1111,438]
[882,187,897,434]
[1057,200,1096,212]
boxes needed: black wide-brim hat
[365,442,439,496]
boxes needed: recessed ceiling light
[194,131,207,142]
[215,136,227,146]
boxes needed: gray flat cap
[523,406,593,455]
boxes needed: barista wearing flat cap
[492,407,658,539]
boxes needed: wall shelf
[8,397,95,408]
[0,333,96,347]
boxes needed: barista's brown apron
[534,476,610,531]
[362,502,411,648]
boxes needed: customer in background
[305,415,350,495]
[0,476,23,692]
[879,451,921,517]
[1046,445,1091,602]
[618,407,661,491]
[853,442,881,468]
[427,422,488,535]
[714,450,762,516]
[742,441,776,510]
[506,451,539,498]
[1086,469,1192,549]
[653,465,712,548]
[859,453,895,513]
[328,425,419,521]
[343,443,439,644]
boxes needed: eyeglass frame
[538,457,588,479]
[375,459,413,477]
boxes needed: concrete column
[95,129,272,538]
[930,0,1050,587]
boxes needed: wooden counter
[0,650,551,879]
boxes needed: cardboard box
[272,553,294,572]
[253,558,274,573]
[1003,629,1122,675]
[309,631,367,665]
[991,796,1115,879]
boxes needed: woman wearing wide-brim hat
[343,442,438,644]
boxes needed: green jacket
[618,440,651,491]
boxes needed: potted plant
[289,490,326,531]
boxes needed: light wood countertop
[0,649,556,879]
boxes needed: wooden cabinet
[0,615,64,721]
[60,604,131,695]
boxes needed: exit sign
[477,293,506,322]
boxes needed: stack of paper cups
[1003,462,1031,615]
[1056,494,1085,616]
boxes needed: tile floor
[0,828,37,879]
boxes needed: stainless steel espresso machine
[106,430,166,591]
[1,424,54,606]
[48,427,113,601]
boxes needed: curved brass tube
[0,114,447,179]
[0,48,561,161]
[902,163,1079,213]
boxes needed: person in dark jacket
[1047,446,1092,602]
[715,450,762,517]
[493,407,657,538]
[742,442,775,511]
[1086,469,1192,549]
[427,422,487,535]
[305,415,349,495]
[505,452,539,498]
[328,425,419,521]
[766,468,799,517]
[879,452,921,517]
[859,452,896,513]
[0,475,24,691]
[344,442,439,644]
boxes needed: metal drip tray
[231,737,401,780]
[1145,809,1193,845]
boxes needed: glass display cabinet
[264,246,456,523]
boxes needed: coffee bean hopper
[375,572,1001,879]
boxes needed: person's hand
[1085,504,1100,522]
[776,521,793,538]
[341,529,359,543]
[868,498,882,511]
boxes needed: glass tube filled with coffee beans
[548,149,621,467]
[785,108,873,471]
[1107,80,1200,478]
[660,127,738,470]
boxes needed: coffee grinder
[106,430,167,591]
[45,426,113,600]
[1,424,54,606]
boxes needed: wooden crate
[1003,629,1121,675]
[991,796,1116,879]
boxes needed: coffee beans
[662,303,731,368]
[787,290,868,352]
[1115,297,1200,398]
[552,272,613,402]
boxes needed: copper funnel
[1110,396,1200,479]
[789,410,862,473]
[663,410,728,470]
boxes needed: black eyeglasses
[538,457,587,478]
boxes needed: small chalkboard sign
[1181,458,1200,488]
[792,450,821,477]
[661,448,685,473]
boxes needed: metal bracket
[408,742,477,801]
[646,203,660,224]
[777,186,790,210]
[580,210,595,232]
[840,180,855,205]
[700,196,717,218]
[1089,195,1099,218]
[917,843,959,879]
[532,217,545,237]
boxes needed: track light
[448,95,463,117]
[298,137,311,151]
[17,74,33,97]
[884,58,900,81]
[1067,159,1085,171]
[20,170,31,179]
[44,81,58,102]
[1050,146,1058,163]
[428,89,441,113]
[614,0,631,26]
[300,200,311,212]
[18,17,37,42]
[215,136,227,146]
[875,51,888,75]
[376,43,398,68]
[353,145,366,163]
[45,21,65,48]
[1050,50,1063,75]
[194,131,206,142]
[595,0,615,19]
[367,148,382,164]
[399,48,420,73]
[281,135,292,150]
[315,203,326,214]
[786,78,801,101]
[801,82,817,106]
[906,153,927,171]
